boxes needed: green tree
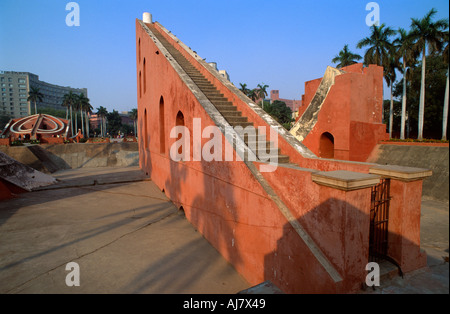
[62,91,77,132]
[75,93,90,137]
[96,106,108,137]
[357,23,396,67]
[256,83,269,108]
[385,55,401,138]
[106,110,122,136]
[393,28,417,139]
[410,8,449,140]
[80,94,92,138]
[239,83,250,96]
[120,123,133,136]
[383,99,402,136]
[357,23,396,122]
[264,100,293,129]
[36,108,66,118]
[247,89,258,102]
[331,44,362,68]
[0,114,11,130]
[27,86,44,115]
[440,32,449,140]
[393,54,448,139]
[129,108,138,136]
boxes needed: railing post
[370,165,432,273]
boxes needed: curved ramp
[290,66,343,141]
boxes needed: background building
[0,71,88,118]
[270,90,302,112]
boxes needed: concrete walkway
[0,167,249,294]
[0,166,448,294]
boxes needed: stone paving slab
[360,197,449,294]
[0,167,249,294]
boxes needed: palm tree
[63,91,78,133]
[442,33,449,140]
[62,92,74,120]
[256,83,269,109]
[384,55,401,137]
[27,86,44,115]
[357,23,396,121]
[77,93,91,138]
[96,106,108,137]
[83,101,93,138]
[239,83,250,96]
[72,95,80,135]
[129,108,138,136]
[393,28,417,139]
[410,8,449,140]
[248,89,258,102]
[357,23,396,67]
[331,44,362,68]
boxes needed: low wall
[257,163,372,292]
[368,143,449,202]
[0,142,139,173]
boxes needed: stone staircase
[147,24,290,164]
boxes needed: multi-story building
[0,71,88,118]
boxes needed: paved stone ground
[360,197,449,294]
[0,166,448,294]
[0,167,249,294]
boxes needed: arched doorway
[159,96,165,154]
[143,109,149,150]
[143,58,147,94]
[319,132,334,158]
[176,111,185,156]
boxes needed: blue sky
[0,0,448,113]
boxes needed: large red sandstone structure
[136,14,432,293]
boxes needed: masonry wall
[0,142,139,173]
[368,143,449,202]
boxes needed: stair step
[185,72,203,76]
[275,154,290,163]
[220,110,242,117]
[197,85,217,89]
[187,74,205,78]
[246,140,274,149]
[200,88,220,93]
[242,133,267,142]
[212,101,233,106]
[256,154,290,164]
[197,84,215,90]
[225,116,248,124]
[214,105,237,111]
[228,121,254,128]
[191,77,209,82]
[255,147,281,155]
[207,96,227,101]
[204,92,224,98]
[196,83,215,88]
